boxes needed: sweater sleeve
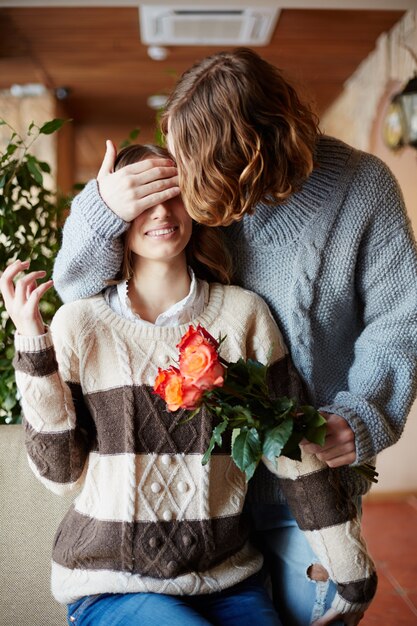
[249,293,378,615]
[13,309,94,496]
[263,452,377,616]
[53,179,129,303]
[320,162,417,464]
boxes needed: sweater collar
[91,281,222,343]
[228,135,355,247]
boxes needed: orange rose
[153,366,182,410]
[177,324,219,352]
[179,327,224,391]
[153,366,204,411]
[180,380,204,410]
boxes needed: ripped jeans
[252,504,344,626]
[66,571,282,626]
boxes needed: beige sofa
[0,424,73,626]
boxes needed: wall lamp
[383,46,417,151]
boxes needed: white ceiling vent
[139,6,280,46]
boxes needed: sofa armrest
[0,425,73,626]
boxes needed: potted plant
[0,118,67,424]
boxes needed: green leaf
[271,396,295,415]
[262,418,294,462]
[5,346,15,360]
[202,419,228,465]
[38,161,51,173]
[179,407,201,424]
[228,404,254,424]
[299,406,327,445]
[304,423,327,446]
[242,461,259,482]
[39,118,67,135]
[6,143,18,156]
[227,358,249,381]
[299,405,325,424]
[26,156,43,185]
[129,128,140,141]
[231,427,241,448]
[0,119,6,126]
[281,431,304,461]
[213,419,228,445]
[232,428,262,480]
[72,182,86,191]
[246,358,268,387]
[2,393,17,411]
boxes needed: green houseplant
[0,118,67,424]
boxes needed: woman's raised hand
[96,140,180,222]
[0,260,53,336]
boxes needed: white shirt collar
[104,268,208,327]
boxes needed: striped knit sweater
[13,283,376,613]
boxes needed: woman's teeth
[146,227,176,237]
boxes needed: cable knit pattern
[112,330,136,572]
[13,284,376,614]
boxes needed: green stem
[352,463,379,484]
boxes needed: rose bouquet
[153,324,378,483]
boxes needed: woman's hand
[0,260,53,336]
[96,140,181,222]
[311,607,364,626]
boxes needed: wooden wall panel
[0,7,404,178]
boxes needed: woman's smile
[145,225,179,238]
[127,195,193,263]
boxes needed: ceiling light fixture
[147,94,169,110]
[9,83,47,98]
[147,46,169,61]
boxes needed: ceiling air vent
[139,6,280,46]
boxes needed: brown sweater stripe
[267,354,309,403]
[67,382,97,443]
[25,381,233,456]
[13,346,58,377]
[337,573,378,604]
[85,385,232,455]
[278,470,356,530]
[53,507,250,579]
[24,419,89,484]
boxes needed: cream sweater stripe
[271,452,377,613]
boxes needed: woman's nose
[149,202,171,219]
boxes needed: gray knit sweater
[53,135,417,498]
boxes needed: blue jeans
[252,504,343,626]
[66,572,282,626]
